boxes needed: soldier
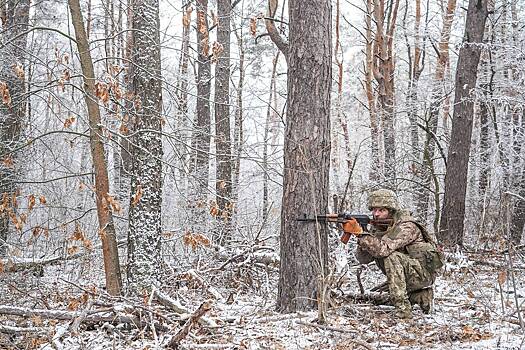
[355,189,444,319]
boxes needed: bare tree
[439,0,489,247]
[127,0,164,292]
[68,0,122,295]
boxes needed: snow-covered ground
[1,249,524,349]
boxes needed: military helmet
[368,189,399,211]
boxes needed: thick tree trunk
[214,0,233,245]
[439,0,489,247]
[68,0,122,295]
[0,0,30,256]
[276,0,331,313]
[127,0,163,292]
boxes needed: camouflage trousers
[383,251,435,316]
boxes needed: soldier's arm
[355,243,375,264]
[357,222,419,258]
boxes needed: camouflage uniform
[355,189,443,318]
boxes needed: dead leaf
[13,63,25,80]
[39,195,47,205]
[131,185,143,206]
[197,11,207,34]
[28,194,36,210]
[183,6,193,27]
[250,17,257,36]
[211,41,224,62]
[2,156,14,168]
[63,116,76,128]
[0,81,11,107]
[497,270,507,285]
[106,194,122,214]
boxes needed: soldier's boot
[393,300,413,319]
[409,288,433,314]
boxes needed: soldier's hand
[342,218,363,236]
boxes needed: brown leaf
[13,63,25,80]
[201,37,210,56]
[39,195,47,205]
[211,42,223,63]
[106,194,122,214]
[28,194,36,210]
[63,53,70,64]
[67,245,79,255]
[2,156,14,168]
[497,270,507,285]
[131,185,143,206]
[0,81,12,107]
[250,17,257,36]
[183,6,193,27]
[197,11,207,34]
[63,116,76,128]
[466,289,475,298]
[32,226,41,237]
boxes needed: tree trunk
[276,0,331,313]
[373,0,400,189]
[68,0,122,295]
[187,0,212,238]
[0,0,30,256]
[231,25,245,225]
[438,0,488,247]
[415,0,456,223]
[214,0,233,245]
[127,0,163,292]
[262,52,280,223]
[365,0,381,183]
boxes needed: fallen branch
[340,292,391,305]
[0,305,167,331]
[296,320,374,350]
[0,324,51,334]
[168,300,213,349]
[154,290,217,327]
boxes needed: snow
[1,249,524,350]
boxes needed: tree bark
[68,0,122,295]
[127,0,163,292]
[276,0,331,313]
[0,0,30,256]
[214,0,233,244]
[187,0,212,238]
[439,0,489,247]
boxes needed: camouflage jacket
[355,211,444,273]
[355,221,425,263]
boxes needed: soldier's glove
[340,218,364,244]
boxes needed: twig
[0,325,51,334]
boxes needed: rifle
[296,212,393,244]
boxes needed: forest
[0,0,524,349]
